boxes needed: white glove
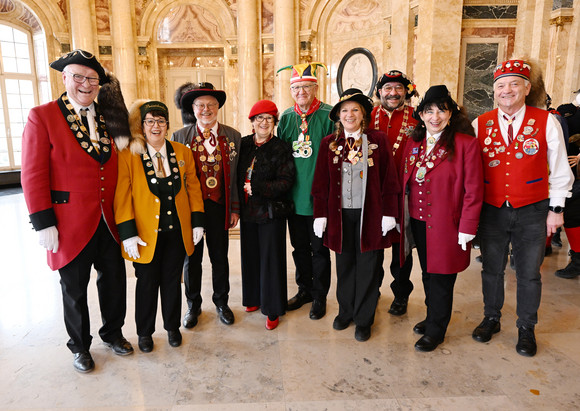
[458,232,476,251]
[382,216,396,236]
[193,227,204,245]
[313,217,327,238]
[38,226,59,253]
[123,236,147,260]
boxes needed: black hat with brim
[415,85,458,116]
[50,49,108,85]
[329,88,374,122]
[180,82,227,114]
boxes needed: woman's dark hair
[333,102,369,140]
[411,99,474,159]
[146,109,169,121]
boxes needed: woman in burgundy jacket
[311,88,400,342]
[400,85,484,351]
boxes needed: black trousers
[133,229,185,336]
[240,219,288,317]
[58,218,127,353]
[377,243,414,299]
[335,209,380,327]
[410,218,457,340]
[184,200,230,309]
[287,214,331,301]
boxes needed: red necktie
[503,115,514,145]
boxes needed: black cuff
[117,220,138,241]
[191,211,205,228]
[29,209,57,231]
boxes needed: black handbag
[267,199,295,219]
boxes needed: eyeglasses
[382,84,405,93]
[290,84,316,92]
[143,119,168,127]
[255,115,275,123]
[65,71,100,86]
[194,103,219,110]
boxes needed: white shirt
[472,105,573,207]
[425,130,443,156]
[147,142,171,177]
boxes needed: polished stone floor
[1,191,579,410]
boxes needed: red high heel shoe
[265,317,279,330]
[245,306,259,312]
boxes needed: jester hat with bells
[277,62,328,84]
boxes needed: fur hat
[96,71,130,151]
[174,82,197,126]
[126,99,150,155]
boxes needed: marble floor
[1,190,579,411]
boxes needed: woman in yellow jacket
[114,100,204,353]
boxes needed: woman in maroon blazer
[312,88,400,342]
[400,85,484,351]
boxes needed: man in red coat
[370,70,418,316]
[21,50,133,373]
[471,59,573,357]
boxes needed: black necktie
[80,108,90,134]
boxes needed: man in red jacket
[21,50,133,373]
[370,70,418,316]
[471,59,573,357]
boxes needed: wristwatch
[549,205,564,214]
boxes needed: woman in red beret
[237,100,296,330]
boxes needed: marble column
[562,4,580,105]
[274,0,297,112]
[514,0,551,66]
[546,11,575,106]
[414,0,463,98]
[389,0,414,76]
[110,0,138,104]
[68,0,97,53]
[237,0,262,135]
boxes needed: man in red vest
[370,70,418,316]
[471,59,573,357]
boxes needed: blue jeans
[479,200,548,328]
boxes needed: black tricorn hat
[50,49,108,85]
[329,88,374,122]
[180,82,227,114]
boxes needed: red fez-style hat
[494,59,531,82]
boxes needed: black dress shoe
[73,351,94,373]
[104,337,134,356]
[414,335,443,352]
[309,299,326,320]
[388,297,408,316]
[287,290,313,311]
[138,336,154,353]
[413,319,427,335]
[332,316,351,330]
[168,329,182,347]
[516,326,537,357]
[472,317,500,342]
[216,305,235,325]
[354,325,371,342]
[183,307,202,329]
